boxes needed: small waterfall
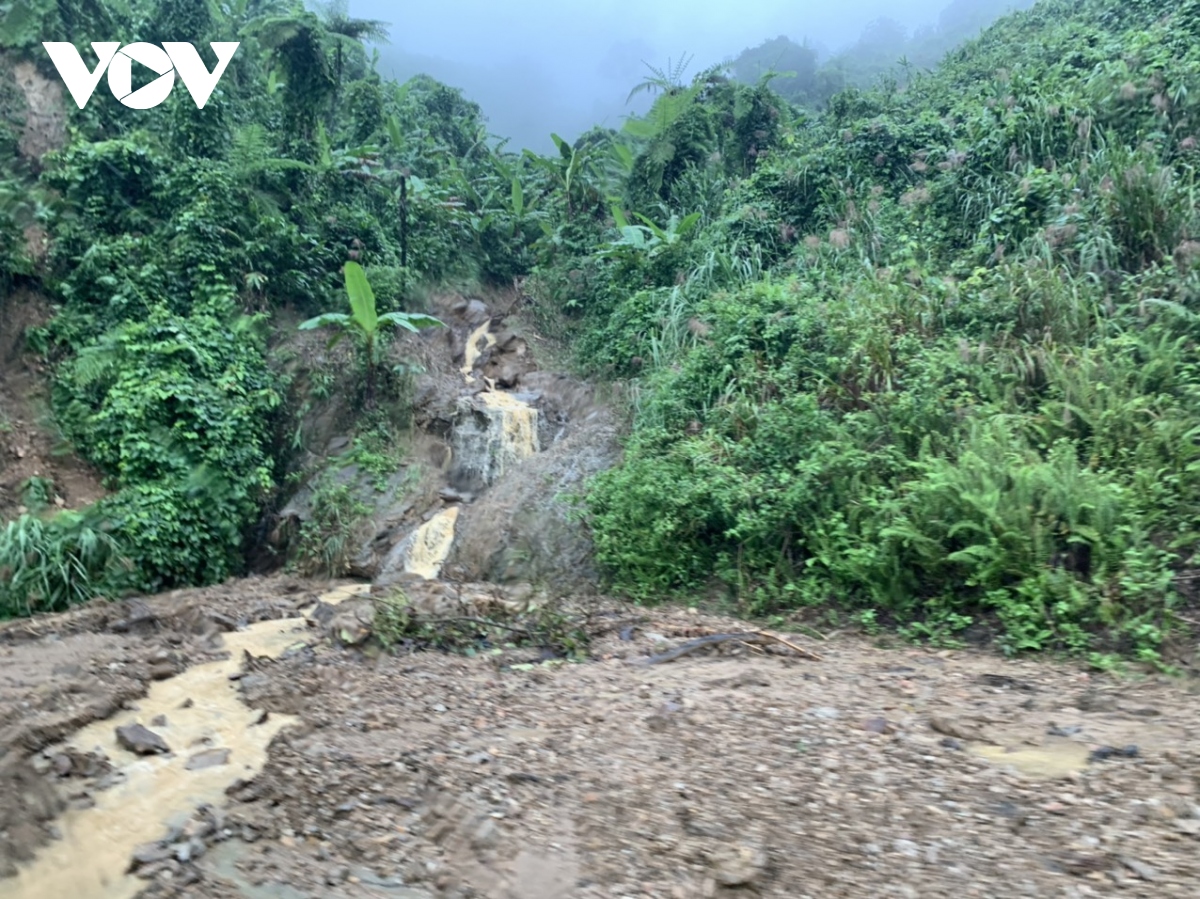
[379,506,460,580]
[449,392,539,492]
[461,320,494,381]
[378,312,541,584]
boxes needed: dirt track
[2,575,1200,898]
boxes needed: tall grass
[0,510,127,617]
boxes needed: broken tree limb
[631,631,822,665]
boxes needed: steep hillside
[532,0,1200,664]
[1,0,1199,665]
[0,0,549,616]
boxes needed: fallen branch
[424,616,533,634]
[746,629,823,661]
[632,630,822,665]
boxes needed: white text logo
[42,41,240,110]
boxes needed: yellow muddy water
[461,320,494,381]
[455,317,539,479]
[6,583,370,899]
[970,740,1093,778]
[476,390,538,467]
[398,506,460,579]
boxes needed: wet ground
[2,575,1200,898]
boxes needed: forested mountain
[3,0,1200,664]
[727,0,1038,107]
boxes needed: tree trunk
[399,175,408,268]
[363,336,376,408]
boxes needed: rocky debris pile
[125,803,225,889]
[0,576,321,877]
[271,290,618,591]
[50,600,1195,899]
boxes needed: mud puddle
[968,714,1175,779]
[5,583,370,899]
[970,740,1094,778]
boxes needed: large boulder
[441,407,619,590]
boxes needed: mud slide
[5,587,1200,898]
[4,583,371,899]
[5,295,1200,897]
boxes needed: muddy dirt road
[2,575,1199,899]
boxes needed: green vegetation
[298,261,443,407]
[0,0,539,607]
[728,0,1038,108]
[536,0,1200,661]
[2,0,1199,664]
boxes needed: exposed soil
[267,286,615,590]
[3,575,1200,897]
[10,57,67,163]
[0,287,107,522]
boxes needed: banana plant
[599,208,702,262]
[522,133,602,220]
[299,262,443,407]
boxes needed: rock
[807,707,841,720]
[1119,857,1159,881]
[1047,724,1082,737]
[893,839,920,858]
[709,844,767,886]
[463,299,489,325]
[171,838,205,862]
[149,661,176,681]
[493,329,519,351]
[1075,688,1119,713]
[67,792,95,811]
[326,598,375,646]
[1051,851,1113,876]
[185,748,231,770]
[116,723,170,755]
[151,714,168,728]
[1088,745,1139,763]
[929,715,988,742]
[128,842,173,871]
[1176,819,1200,838]
[493,360,523,388]
[470,818,498,850]
[863,716,891,733]
[976,673,1037,692]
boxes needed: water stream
[460,321,494,381]
[6,583,370,899]
[8,317,543,896]
[390,505,461,579]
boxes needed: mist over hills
[361,0,1036,151]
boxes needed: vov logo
[42,42,240,110]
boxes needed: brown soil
[0,287,107,521]
[3,575,1200,897]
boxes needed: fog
[349,0,1034,152]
